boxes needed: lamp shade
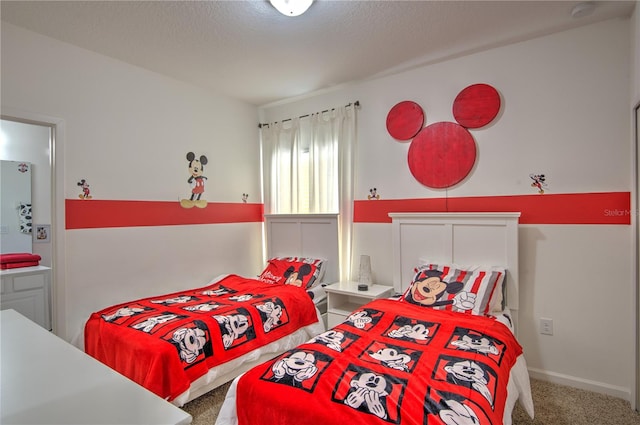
[358,255,372,287]
[270,0,313,17]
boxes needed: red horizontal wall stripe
[353,192,631,224]
[66,200,264,229]
[66,192,630,229]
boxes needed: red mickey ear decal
[386,101,425,141]
[452,83,501,129]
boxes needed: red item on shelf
[1,261,40,269]
[0,253,42,269]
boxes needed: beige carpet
[511,379,640,425]
[182,378,640,425]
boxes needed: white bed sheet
[214,309,534,425]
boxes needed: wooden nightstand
[324,281,393,328]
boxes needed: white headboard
[390,213,520,313]
[264,214,339,284]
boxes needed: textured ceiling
[1,1,635,106]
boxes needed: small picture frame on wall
[34,224,50,243]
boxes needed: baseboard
[528,367,630,401]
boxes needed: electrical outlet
[540,318,554,335]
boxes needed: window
[262,116,340,215]
[260,106,357,281]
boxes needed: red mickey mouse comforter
[84,274,319,402]
[235,298,524,425]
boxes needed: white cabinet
[0,266,51,330]
[325,281,393,328]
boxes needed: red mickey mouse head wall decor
[386,84,501,189]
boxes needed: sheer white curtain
[260,106,356,281]
[261,118,302,214]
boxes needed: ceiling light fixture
[570,1,596,19]
[270,0,313,17]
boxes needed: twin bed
[85,214,338,406]
[84,213,534,424]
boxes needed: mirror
[0,160,33,253]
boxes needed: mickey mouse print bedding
[221,298,533,425]
[84,274,322,402]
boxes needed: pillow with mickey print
[402,263,505,316]
[258,257,325,290]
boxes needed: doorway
[0,111,66,339]
[0,120,51,263]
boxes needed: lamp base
[357,284,369,291]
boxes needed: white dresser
[0,309,192,425]
[0,265,51,330]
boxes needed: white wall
[1,23,263,344]
[260,18,635,400]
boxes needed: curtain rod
[258,100,360,128]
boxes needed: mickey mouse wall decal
[368,188,380,200]
[77,179,92,199]
[181,152,208,208]
[529,174,548,194]
[242,193,249,203]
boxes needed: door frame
[634,101,639,411]
[1,108,67,340]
